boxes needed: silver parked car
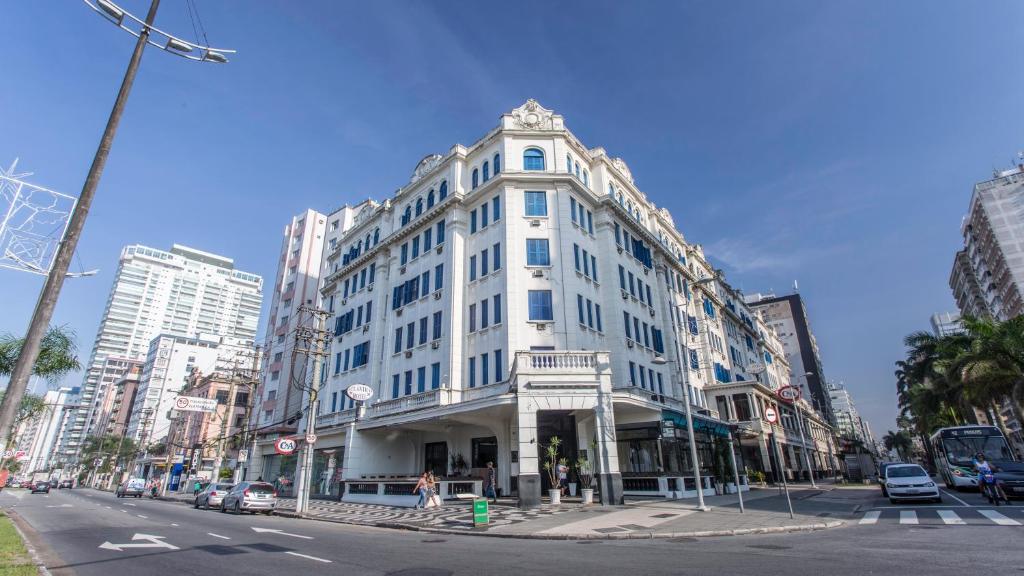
[194,482,234,510]
[220,481,277,515]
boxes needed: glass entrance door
[424,442,447,477]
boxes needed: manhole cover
[650,513,679,519]
[747,544,792,550]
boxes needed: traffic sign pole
[769,432,794,519]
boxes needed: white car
[885,464,941,504]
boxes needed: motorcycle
[980,471,1009,506]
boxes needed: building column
[594,371,622,505]
[340,407,367,498]
[515,404,540,508]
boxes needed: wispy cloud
[706,235,851,274]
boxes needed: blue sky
[3,1,1023,436]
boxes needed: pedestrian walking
[558,462,569,496]
[427,472,442,508]
[484,461,498,504]
[193,479,201,496]
[412,472,429,509]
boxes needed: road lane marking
[120,510,128,513]
[285,552,331,563]
[171,523,179,527]
[978,509,1020,526]
[137,515,148,519]
[125,503,136,507]
[251,527,313,539]
[937,510,965,525]
[859,511,880,525]
[207,533,230,540]
[941,490,970,506]
[99,534,179,552]
[899,511,918,524]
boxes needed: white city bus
[930,425,1014,489]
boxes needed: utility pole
[292,305,329,517]
[0,0,162,456]
[234,347,261,484]
[213,359,243,479]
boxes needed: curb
[273,509,845,540]
[6,510,54,576]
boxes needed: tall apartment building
[248,100,835,506]
[746,293,836,425]
[950,164,1024,321]
[62,244,263,461]
[15,387,75,474]
[929,312,964,337]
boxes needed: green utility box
[472,498,489,526]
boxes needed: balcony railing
[460,381,511,402]
[368,389,447,418]
[316,408,357,429]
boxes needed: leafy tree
[0,325,81,382]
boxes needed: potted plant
[542,436,563,504]
[711,437,729,495]
[576,456,595,504]
[448,452,467,477]
[747,468,767,488]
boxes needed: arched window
[472,169,479,189]
[493,153,501,174]
[402,206,412,226]
[483,161,490,182]
[439,180,448,199]
[583,170,589,187]
[566,154,572,173]
[373,228,380,245]
[617,192,624,206]
[574,162,580,179]
[415,198,423,216]
[365,233,371,250]
[608,183,615,196]
[524,148,545,171]
[427,189,435,208]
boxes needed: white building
[249,100,833,506]
[62,244,263,462]
[127,333,254,446]
[15,388,75,474]
[929,311,964,337]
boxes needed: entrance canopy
[661,409,734,438]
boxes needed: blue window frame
[417,366,426,393]
[524,148,545,171]
[524,191,547,216]
[400,243,408,265]
[469,255,477,281]
[433,311,442,339]
[764,351,773,364]
[493,294,502,324]
[419,317,428,345]
[526,239,550,266]
[472,168,479,189]
[481,248,489,276]
[481,298,489,328]
[481,203,489,228]
[494,349,503,382]
[415,198,423,217]
[689,349,699,369]
[570,197,578,223]
[493,153,500,174]
[481,353,490,386]
[404,370,413,395]
[427,189,435,208]
[566,154,572,173]
[470,210,477,233]
[577,294,585,324]
[528,290,553,321]
[334,352,342,374]
[436,220,445,243]
[394,327,402,353]
[406,321,415,349]
[431,362,441,389]
[439,180,448,200]
[573,244,581,272]
[483,161,490,182]
[591,255,598,282]
[703,299,716,319]
[434,263,443,290]
[619,265,626,290]
[412,236,420,259]
[595,304,603,332]
[423,228,432,250]
[629,361,637,386]
[343,349,350,371]
[623,311,631,339]
[493,242,501,270]
[492,196,501,221]
[688,315,699,335]
[392,374,400,398]
[468,357,476,388]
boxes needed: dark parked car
[30,480,50,494]
[993,460,1024,499]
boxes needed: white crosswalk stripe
[859,511,880,525]
[977,509,1021,526]
[899,511,918,524]
[937,510,965,525]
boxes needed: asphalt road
[1,486,1019,576]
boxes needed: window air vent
[431,341,440,350]
[530,220,541,227]
[433,291,442,300]
[404,351,413,359]
[396,309,403,317]
[532,270,544,278]
[626,340,634,348]
[621,291,629,300]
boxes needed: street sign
[275,438,297,455]
[238,449,248,463]
[305,434,318,445]
[14,450,27,461]
[190,451,200,469]
[776,385,801,403]
[173,396,218,413]
[764,406,778,424]
[2,450,12,458]
[345,384,374,402]
[473,498,489,526]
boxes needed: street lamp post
[0,0,233,458]
[654,274,715,512]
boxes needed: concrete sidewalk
[149,483,862,540]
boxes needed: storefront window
[312,448,344,498]
[471,437,497,468]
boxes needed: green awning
[662,409,734,438]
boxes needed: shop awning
[661,409,734,438]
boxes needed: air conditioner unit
[404,351,412,359]
[643,268,649,275]
[363,325,369,333]
[436,245,443,254]
[336,336,343,343]
[621,291,629,300]
[400,266,407,275]
[433,291,442,300]
[532,270,544,278]
[649,309,655,317]
[341,298,348,306]
[530,220,541,227]
[616,246,624,254]
[536,322,547,331]
[431,341,440,350]
[626,340,634,348]
[367,285,373,292]
[396,309,403,317]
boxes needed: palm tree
[882,430,913,461]
[0,325,81,381]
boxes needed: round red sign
[776,385,802,403]
[274,438,297,455]
[764,406,778,424]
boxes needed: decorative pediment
[511,99,556,130]
[410,154,444,183]
[612,157,634,184]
